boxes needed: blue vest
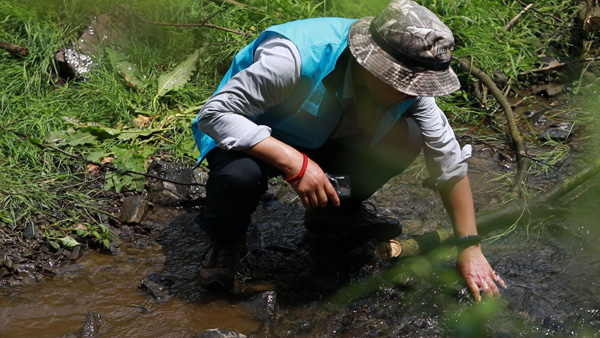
[192,17,413,162]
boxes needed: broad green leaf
[66,126,117,146]
[103,239,110,249]
[155,49,200,99]
[65,130,100,146]
[87,151,108,162]
[59,236,80,249]
[106,47,147,89]
[50,240,60,250]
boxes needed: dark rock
[54,13,129,81]
[119,194,150,224]
[532,83,564,97]
[108,240,120,255]
[23,222,37,239]
[82,311,102,338]
[239,291,278,323]
[70,245,84,261]
[494,69,508,88]
[138,274,172,303]
[195,328,247,338]
[42,268,57,277]
[118,226,133,240]
[145,160,206,207]
[2,256,14,270]
[539,122,575,142]
[0,267,12,278]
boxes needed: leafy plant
[153,49,200,109]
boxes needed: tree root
[456,57,531,192]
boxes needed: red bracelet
[284,153,308,183]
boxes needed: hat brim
[348,17,460,97]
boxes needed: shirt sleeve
[195,34,302,150]
[407,97,472,190]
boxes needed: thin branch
[213,0,259,11]
[123,7,254,37]
[504,3,534,31]
[0,41,28,57]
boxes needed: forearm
[244,136,305,179]
[247,136,340,208]
[438,175,478,238]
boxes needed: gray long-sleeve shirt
[196,35,471,189]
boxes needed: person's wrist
[284,153,308,183]
[455,235,481,250]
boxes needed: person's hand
[457,245,507,301]
[287,156,340,209]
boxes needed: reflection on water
[0,240,261,338]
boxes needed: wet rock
[23,222,37,239]
[1,256,14,270]
[138,273,172,303]
[195,328,247,338]
[119,194,151,224]
[82,311,102,338]
[70,245,84,261]
[239,291,278,323]
[145,160,206,207]
[532,83,564,97]
[54,13,128,81]
[42,268,57,277]
[539,122,575,142]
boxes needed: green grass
[1,0,598,248]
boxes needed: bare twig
[123,7,254,37]
[517,62,566,76]
[504,3,534,31]
[214,0,259,10]
[0,41,28,57]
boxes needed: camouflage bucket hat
[348,0,460,97]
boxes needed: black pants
[197,116,423,242]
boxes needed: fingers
[324,179,340,207]
[492,270,507,289]
[467,279,481,302]
[471,270,507,301]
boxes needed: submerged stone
[239,290,278,323]
[138,273,172,303]
[81,312,102,338]
[195,328,247,338]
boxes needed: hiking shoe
[199,238,246,292]
[304,202,401,241]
